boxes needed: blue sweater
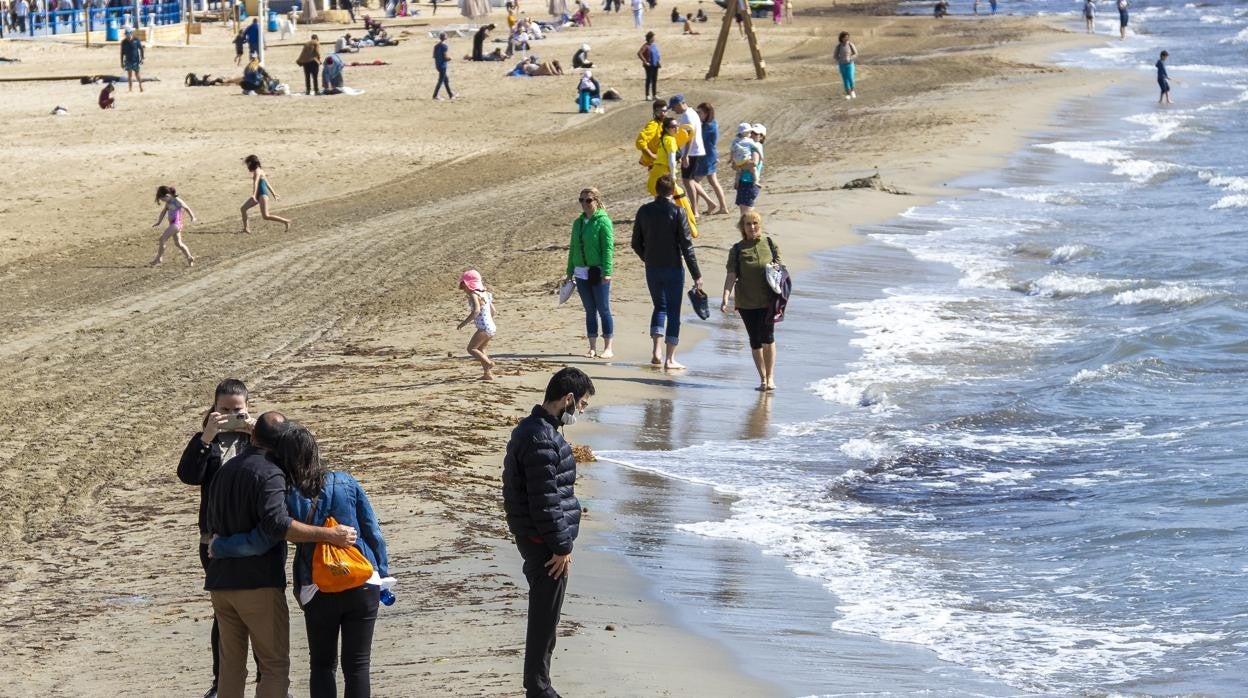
[212,471,389,592]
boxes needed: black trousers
[643,64,659,98]
[303,585,380,698]
[303,62,319,95]
[516,538,568,698]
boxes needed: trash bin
[267,11,278,32]
[106,18,119,41]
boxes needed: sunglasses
[578,197,595,204]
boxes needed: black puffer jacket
[502,406,580,555]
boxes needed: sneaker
[595,106,604,113]
[844,94,851,100]
[851,91,857,99]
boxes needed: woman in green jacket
[565,187,616,358]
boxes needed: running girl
[240,154,292,233]
[456,269,498,380]
[151,185,196,267]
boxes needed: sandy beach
[0,2,1128,695]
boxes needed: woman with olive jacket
[721,211,781,391]
[565,187,616,359]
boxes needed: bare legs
[750,342,777,390]
[127,69,143,92]
[151,224,194,266]
[468,330,495,380]
[695,174,728,214]
[240,196,291,233]
[651,336,685,370]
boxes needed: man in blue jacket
[502,367,596,698]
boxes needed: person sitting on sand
[695,7,706,21]
[240,54,275,94]
[572,43,593,69]
[670,6,682,22]
[572,0,590,26]
[682,17,699,34]
[335,33,360,54]
[98,82,115,109]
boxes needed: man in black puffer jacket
[502,367,597,698]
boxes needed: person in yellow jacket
[635,99,667,167]
[638,110,700,237]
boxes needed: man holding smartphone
[502,368,596,698]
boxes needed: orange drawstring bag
[309,495,373,593]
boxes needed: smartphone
[217,413,250,432]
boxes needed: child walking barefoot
[151,185,197,266]
[456,269,497,380]
[240,154,292,233]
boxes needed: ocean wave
[675,503,1223,693]
[1110,284,1219,306]
[1224,27,1248,44]
[1017,272,1139,298]
[1210,193,1248,209]
[1123,111,1194,142]
[1049,243,1096,263]
[982,186,1082,205]
[1035,141,1177,183]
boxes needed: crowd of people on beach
[7,1,1201,696]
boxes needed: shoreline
[0,5,1138,696]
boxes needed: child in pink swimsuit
[151,185,197,267]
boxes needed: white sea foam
[1035,141,1177,183]
[1025,272,1139,298]
[1224,27,1248,44]
[1211,194,1248,209]
[981,186,1081,205]
[1049,243,1095,264]
[1110,284,1219,306]
[673,499,1222,693]
[1123,111,1193,142]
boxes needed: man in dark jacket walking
[502,367,597,698]
[205,412,356,698]
[632,174,703,370]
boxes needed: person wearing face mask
[502,367,596,698]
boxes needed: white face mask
[564,397,581,429]
[560,397,579,426]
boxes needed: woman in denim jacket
[212,425,389,698]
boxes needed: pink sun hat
[460,269,485,291]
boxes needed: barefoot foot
[597,350,614,360]
[650,356,663,365]
[664,360,687,371]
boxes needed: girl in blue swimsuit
[241,154,292,233]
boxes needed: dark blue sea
[594,2,1248,695]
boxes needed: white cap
[737,122,753,135]
[583,70,592,78]
[581,43,590,52]
[751,123,767,136]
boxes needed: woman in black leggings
[637,31,660,100]
[720,211,781,391]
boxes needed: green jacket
[567,208,615,277]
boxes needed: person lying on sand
[518,56,564,76]
[80,74,160,84]
[185,72,227,86]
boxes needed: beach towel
[348,60,391,66]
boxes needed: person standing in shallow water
[721,211,781,391]
[1117,0,1129,40]
[502,367,595,698]
[632,174,704,370]
[1156,50,1173,105]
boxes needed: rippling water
[601,2,1248,695]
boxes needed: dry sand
[0,2,1128,695]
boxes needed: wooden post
[706,0,766,80]
[185,0,191,44]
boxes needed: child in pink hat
[456,269,497,380]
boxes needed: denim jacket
[211,471,389,592]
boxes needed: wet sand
[0,3,1127,695]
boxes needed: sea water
[597,2,1247,695]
